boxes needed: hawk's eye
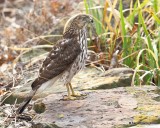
[90,19,94,23]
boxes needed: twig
[0,91,13,105]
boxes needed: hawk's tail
[16,76,59,114]
[16,88,37,114]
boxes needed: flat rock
[3,67,133,104]
[32,85,160,128]
[33,88,136,128]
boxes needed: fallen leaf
[0,89,5,95]
[57,113,64,118]
[130,23,138,36]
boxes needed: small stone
[118,96,138,109]
[33,101,46,114]
[57,113,64,118]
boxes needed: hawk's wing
[31,38,81,89]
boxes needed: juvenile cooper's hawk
[16,14,95,114]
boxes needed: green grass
[84,0,160,86]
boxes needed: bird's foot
[71,91,87,97]
[62,92,87,101]
[62,95,77,101]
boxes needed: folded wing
[31,38,81,89]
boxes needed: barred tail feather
[16,74,60,114]
[16,89,37,114]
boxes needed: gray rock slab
[3,67,133,104]
[33,88,137,128]
[31,85,160,128]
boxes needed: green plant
[84,0,160,86]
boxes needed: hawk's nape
[16,14,95,114]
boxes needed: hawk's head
[64,14,94,31]
[73,14,94,28]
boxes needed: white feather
[37,75,61,93]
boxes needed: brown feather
[31,38,81,89]
[16,37,81,114]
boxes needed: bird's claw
[62,95,77,100]
[62,92,87,101]
[71,91,87,97]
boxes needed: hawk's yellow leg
[63,83,85,100]
[68,83,82,97]
[64,83,76,100]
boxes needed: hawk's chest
[61,29,88,84]
[78,28,87,60]
[66,28,87,80]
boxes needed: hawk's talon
[62,94,86,101]
[71,91,87,97]
[66,83,87,99]
[62,95,77,100]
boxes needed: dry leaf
[0,89,6,95]
[57,113,64,118]
[50,0,62,14]
[130,23,138,36]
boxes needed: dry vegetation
[85,0,160,86]
[0,0,82,92]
